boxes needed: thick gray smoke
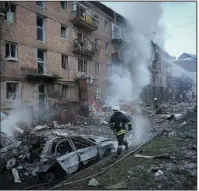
[124,2,165,47]
[107,2,165,107]
[107,2,165,145]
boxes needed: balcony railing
[21,68,60,81]
[73,38,95,57]
[72,8,99,31]
[112,23,125,44]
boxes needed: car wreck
[0,132,21,173]
[1,130,116,184]
[33,135,115,182]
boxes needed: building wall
[0,1,115,113]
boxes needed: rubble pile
[0,97,196,189]
[88,101,109,124]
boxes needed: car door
[70,137,98,165]
[55,139,79,175]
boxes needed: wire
[145,22,196,36]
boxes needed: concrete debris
[34,125,49,131]
[0,100,196,188]
[192,145,196,150]
[154,170,164,177]
[106,179,128,189]
[88,178,100,187]
[179,121,187,128]
[6,157,17,170]
[150,165,163,172]
[12,168,21,183]
[168,131,175,137]
[134,154,171,160]
[1,125,115,185]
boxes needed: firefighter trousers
[116,134,128,155]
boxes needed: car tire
[45,172,56,182]
[104,148,112,157]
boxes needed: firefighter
[153,97,159,109]
[109,106,132,156]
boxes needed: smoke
[106,2,165,144]
[125,2,165,47]
[1,101,32,137]
[127,114,150,146]
[107,2,165,105]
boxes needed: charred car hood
[82,135,112,144]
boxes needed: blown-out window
[6,82,19,101]
[37,15,46,41]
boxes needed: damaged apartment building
[141,41,175,103]
[0,1,128,121]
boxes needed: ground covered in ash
[53,112,197,190]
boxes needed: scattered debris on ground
[0,100,196,189]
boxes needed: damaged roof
[89,1,127,24]
[178,53,196,60]
[172,59,196,73]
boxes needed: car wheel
[104,148,112,157]
[44,172,56,182]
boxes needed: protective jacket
[109,112,132,136]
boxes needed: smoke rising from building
[107,2,165,106]
[106,2,165,145]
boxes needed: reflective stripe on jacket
[115,129,126,136]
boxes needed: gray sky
[102,2,196,58]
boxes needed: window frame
[60,1,68,10]
[61,25,68,40]
[6,81,20,101]
[5,42,18,61]
[95,62,100,75]
[105,43,109,55]
[62,85,69,100]
[36,0,46,8]
[5,4,16,23]
[37,14,46,42]
[107,64,112,76]
[78,59,87,74]
[104,20,110,34]
[62,54,69,70]
[37,49,46,74]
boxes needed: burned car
[0,132,20,173]
[23,135,115,182]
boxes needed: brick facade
[0,1,117,120]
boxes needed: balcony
[73,38,95,57]
[112,23,125,44]
[72,3,99,32]
[21,68,60,82]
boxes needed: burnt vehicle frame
[29,135,115,182]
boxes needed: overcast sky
[102,2,196,58]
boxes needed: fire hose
[25,129,163,190]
